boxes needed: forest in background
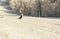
[3,0,60,17]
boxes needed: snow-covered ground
[0,4,60,39]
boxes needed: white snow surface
[0,6,60,39]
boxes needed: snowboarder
[18,8,24,19]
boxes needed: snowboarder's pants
[19,13,23,19]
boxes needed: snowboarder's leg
[18,13,23,19]
[18,15,22,19]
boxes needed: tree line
[7,0,60,17]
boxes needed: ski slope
[0,5,60,39]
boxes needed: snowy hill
[0,4,60,39]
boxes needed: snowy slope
[0,5,60,39]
